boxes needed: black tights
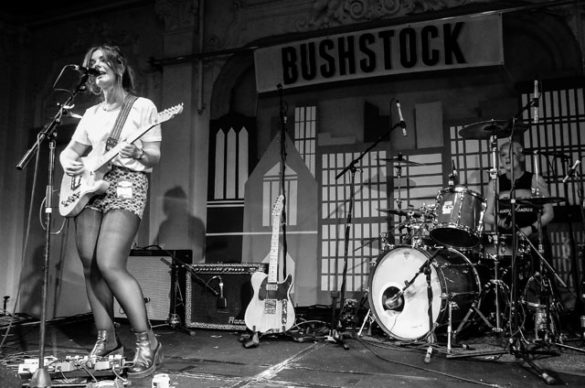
[75,208,149,333]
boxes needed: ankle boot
[89,329,124,358]
[127,330,162,378]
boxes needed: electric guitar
[244,194,296,334]
[58,103,183,217]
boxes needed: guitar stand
[240,327,295,349]
[240,331,261,348]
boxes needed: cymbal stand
[451,135,507,343]
[488,134,506,333]
[503,97,564,384]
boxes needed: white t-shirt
[71,97,162,173]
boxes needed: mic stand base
[30,367,51,388]
[508,336,559,385]
[326,291,351,350]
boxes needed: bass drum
[368,246,481,341]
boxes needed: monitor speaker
[114,249,192,322]
[185,263,267,330]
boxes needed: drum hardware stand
[357,308,375,337]
[423,254,439,363]
[560,156,585,333]
[516,226,585,355]
[503,93,569,384]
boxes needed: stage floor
[1,313,585,388]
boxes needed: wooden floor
[2,312,585,388]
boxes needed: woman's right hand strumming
[60,141,89,176]
[60,148,85,176]
[61,157,85,176]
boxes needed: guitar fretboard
[88,104,183,172]
[267,211,280,284]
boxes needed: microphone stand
[15,73,89,388]
[277,84,288,283]
[331,120,401,348]
[156,252,200,336]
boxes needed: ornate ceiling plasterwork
[155,0,198,32]
[298,0,485,30]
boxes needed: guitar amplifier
[114,250,192,321]
[185,263,267,330]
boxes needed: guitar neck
[89,122,159,172]
[267,212,280,284]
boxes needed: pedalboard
[18,354,125,379]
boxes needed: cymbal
[459,119,528,140]
[499,197,565,207]
[517,197,565,207]
[379,154,425,166]
[378,208,423,218]
[521,148,570,160]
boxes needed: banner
[254,14,503,93]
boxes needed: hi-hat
[379,154,425,166]
[459,119,528,140]
[378,208,423,218]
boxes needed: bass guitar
[58,103,183,217]
[244,194,296,334]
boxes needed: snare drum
[368,246,481,341]
[430,186,486,249]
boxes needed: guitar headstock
[157,103,184,124]
[272,194,284,216]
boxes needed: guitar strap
[105,94,139,151]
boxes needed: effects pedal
[18,354,125,379]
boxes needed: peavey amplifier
[185,263,267,330]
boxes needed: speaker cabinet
[114,249,192,322]
[185,263,267,330]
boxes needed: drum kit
[363,119,570,353]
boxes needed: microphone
[383,290,404,310]
[449,160,458,187]
[396,100,406,137]
[71,64,101,77]
[384,293,403,310]
[562,159,581,183]
[531,80,540,124]
[217,277,228,309]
